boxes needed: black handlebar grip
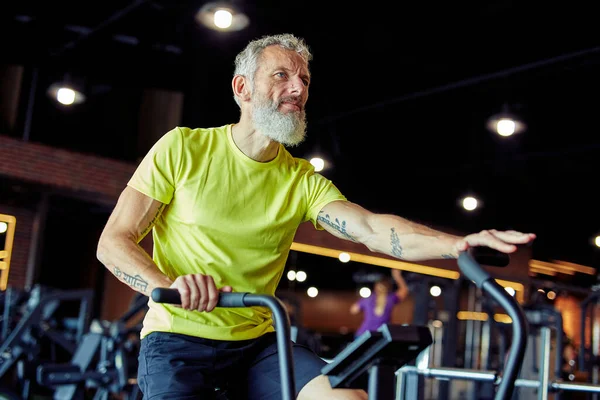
[150,288,249,308]
[216,292,248,307]
[151,288,181,304]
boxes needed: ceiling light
[47,81,86,106]
[430,285,441,297]
[486,104,526,137]
[295,270,307,282]
[338,252,351,263]
[359,287,371,298]
[195,1,249,32]
[310,157,325,172]
[461,196,478,211]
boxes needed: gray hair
[233,33,312,108]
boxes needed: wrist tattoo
[441,254,456,259]
[114,267,149,293]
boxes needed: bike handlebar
[150,288,296,400]
[458,249,528,400]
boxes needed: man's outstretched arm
[317,200,535,261]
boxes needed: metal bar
[244,295,295,400]
[398,366,600,394]
[439,278,460,400]
[398,366,497,382]
[514,378,540,389]
[481,279,528,400]
[368,363,396,400]
[464,285,475,370]
[1,286,15,341]
[551,381,600,393]
[538,327,551,400]
[396,369,407,400]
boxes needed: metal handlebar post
[457,250,529,400]
[151,289,296,400]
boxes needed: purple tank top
[354,292,400,338]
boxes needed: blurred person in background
[350,269,409,338]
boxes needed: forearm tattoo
[114,267,149,293]
[390,228,404,258]
[140,203,166,238]
[318,212,356,241]
[442,254,456,259]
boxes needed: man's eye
[275,72,286,78]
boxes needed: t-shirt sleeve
[304,171,347,229]
[127,127,183,204]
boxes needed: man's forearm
[97,235,172,296]
[362,214,462,261]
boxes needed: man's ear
[232,75,251,102]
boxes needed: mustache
[278,96,303,109]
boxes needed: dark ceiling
[1,1,599,290]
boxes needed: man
[97,33,535,399]
[350,269,409,338]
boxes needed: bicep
[317,200,374,243]
[101,186,166,242]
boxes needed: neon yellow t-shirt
[128,124,347,340]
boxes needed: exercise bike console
[322,323,433,397]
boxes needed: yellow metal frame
[0,214,16,291]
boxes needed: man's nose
[289,77,306,95]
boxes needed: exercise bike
[151,247,527,400]
[151,292,433,399]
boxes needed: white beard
[251,93,307,147]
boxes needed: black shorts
[137,331,326,399]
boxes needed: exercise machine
[322,323,433,399]
[579,284,600,399]
[0,285,93,399]
[397,249,600,400]
[36,293,147,400]
[397,249,527,400]
[151,288,433,400]
[152,289,297,400]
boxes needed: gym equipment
[398,248,527,400]
[517,303,564,400]
[36,293,147,400]
[321,323,433,399]
[151,289,433,400]
[151,289,296,400]
[397,249,600,400]
[0,285,93,399]
[579,284,600,392]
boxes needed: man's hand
[170,274,233,312]
[455,230,536,255]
